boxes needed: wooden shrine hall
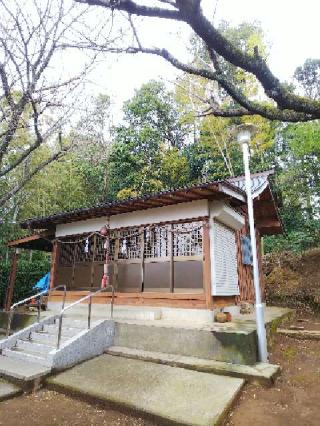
[6,170,282,312]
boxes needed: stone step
[2,348,51,367]
[53,305,162,321]
[114,321,258,365]
[106,346,280,385]
[48,354,244,426]
[44,324,81,337]
[0,355,50,382]
[57,319,89,330]
[30,331,67,346]
[16,339,55,355]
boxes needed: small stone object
[240,302,254,315]
[224,311,232,322]
[215,312,228,323]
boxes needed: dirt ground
[0,312,319,426]
[223,311,320,426]
[0,389,157,426]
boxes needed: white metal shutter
[212,221,239,296]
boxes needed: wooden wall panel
[236,213,265,303]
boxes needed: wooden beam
[4,250,20,311]
[49,290,206,300]
[7,233,42,247]
[149,197,177,205]
[175,191,200,200]
[202,218,213,309]
[256,218,281,228]
[49,241,60,289]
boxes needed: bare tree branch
[84,42,315,122]
[0,0,107,206]
[75,0,320,122]
[0,147,69,207]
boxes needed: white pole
[241,142,268,363]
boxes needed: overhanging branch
[76,0,320,121]
[94,44,317,122]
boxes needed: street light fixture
[236,123,268,363]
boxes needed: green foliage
[0,258,50,308]
[107,81,191,198]
[0,22,319,261]
[294,58,320,100]
[264,120,320,254]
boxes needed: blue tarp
[33,272,50,292]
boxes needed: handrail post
[57,314,63,349]
[111,286,114,319]
[5,285,67,339]
[61,287,66,311]
[37,295,42,323]
[88,295,92,329]
[6,309,14,337]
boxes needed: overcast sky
[70,0,320,118]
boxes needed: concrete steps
[48,354,245,426]
[15,340,55,355]
[44,324,82,338]
[106,345,280,385]
[30,330,67,346]
[1,321,85,368]
[0,356,51,383]
[2,347,50,367]
[0,318,115,384]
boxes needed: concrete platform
[114,320,258,364]
[0,356,50,382]
[106,346,280,385]
[0,379,21,401]
[48,354,244,426]
[233,306,292,326]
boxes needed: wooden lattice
[58,242,74,266]
[116,228,141,260]
[57,220,203,266]
[144,225,170,258]
[173,222,203,256]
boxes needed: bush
[0,258,51,308]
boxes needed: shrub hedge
[0,258,51,308]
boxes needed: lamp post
[237,124,268,363]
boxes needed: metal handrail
[6,285,67,337]
[56,285,114,349]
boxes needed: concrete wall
[55,199,209,237]
[49,320,115,370]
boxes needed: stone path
[0,379,21,402]
[48,354,244,426]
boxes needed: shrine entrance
[54,219,205,295]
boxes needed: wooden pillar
[113,231,119,290]
[90,235,96,288]
[4,249,20,311]
[140,227,145,292]
[49,241,60,289]
[169,224,174,293]
[202,218,213,309]
[256,230,265,301]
